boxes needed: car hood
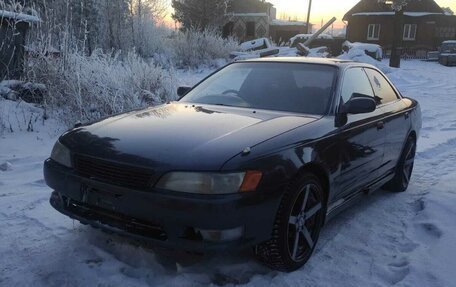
[61,103,319,171]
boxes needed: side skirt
[325,171,395,223]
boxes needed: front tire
[385,136,416,192]
[255,173,325,272]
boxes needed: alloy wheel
[287,184,322,262]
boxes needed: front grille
[74,155,154,190]
[64,197,167,241]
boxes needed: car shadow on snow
[80,189,401,286]
[82,226,275,286]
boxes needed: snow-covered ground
[1,60,456,287]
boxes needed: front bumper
[44,159,283,252]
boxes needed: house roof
[343,0,444,21]
[0,10,41,23]
[270,19,308,26]
[229,12,268,17]
[229,0,273,14]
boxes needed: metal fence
[381,48,435,60]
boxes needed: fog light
[50,191,62,207]
[198,226,244,242]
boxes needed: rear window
[181,62,337,115]
[441,43,456,53]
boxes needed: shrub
[168,28,238,68]
[26,50,176,126]
[21,25,239,128]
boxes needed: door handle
[377,121,385,130]
[404,112,410,119]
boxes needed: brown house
[344,0,456,57]
[270,19,310,44]
[224,0,310,43]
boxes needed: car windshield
[180,62,337,115]
[442,43,456,53]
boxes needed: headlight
[50,141,72,168]
[155,171,262,194]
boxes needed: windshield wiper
[213,103,237,107]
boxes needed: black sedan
[438,40,456,66]
[44,58,422,272]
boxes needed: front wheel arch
[255,172,326,271]
[295,163,330,221]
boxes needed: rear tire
[439,57,449,66]
[384,136,416,192]
[255,173,325,272]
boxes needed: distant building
[344,0,456,57]
[270,19,311,45]
[223,0,311,43]
[0,10,40,80]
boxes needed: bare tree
[442,7,454,15]
[3,0,168,55]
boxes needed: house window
[435,27,456,38]
[367,24,381,40]
[246,22,255,37]
[403,24,417,40]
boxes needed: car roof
[241,57,375,69]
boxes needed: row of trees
[1,0,168,57]
[0,0,236,57]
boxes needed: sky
[165,0,456,30]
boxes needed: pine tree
[172,0,230,31]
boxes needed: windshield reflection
[180,62,337,115]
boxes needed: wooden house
[344,0,456,57]
[224,0,309,43]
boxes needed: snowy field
[1,60,456,287]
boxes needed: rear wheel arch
[409,130,417,143]
[384,135,416,192]
[395,130,417,169]
[402,130,417,152]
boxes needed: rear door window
[341,68,375,105]
[364,69,399,105]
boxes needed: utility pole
[383,0,409,67]
[306,0,312,33]
[390,8,404,67]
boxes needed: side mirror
[177,86,192,98]
[341,93,376,114]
